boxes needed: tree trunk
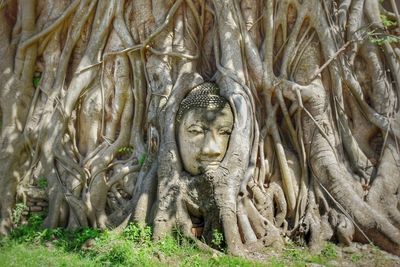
[1,0,400,257]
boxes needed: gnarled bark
[0,0,399,258]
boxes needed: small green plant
[351,253,362,263]
[182,254,202,267]
[368,31,400,46]
[123,223,152,244]
[32,76,41,88]
[28,214,45,228]
[380,14,397,28]
[211,229,224,250]
[12,203,27,226]
[63,228,101,251]
[37,177,48,189]
[172,227,192,247]
[10,214,44,242]
[139,153,147,166]
[96,242,133,266]
[10,215,103,252]
[117,146,134,154]
[284,246,306,262]
[321,242,337,259]
[84,230,148,265]
[158,235,180,256]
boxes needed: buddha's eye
[219,127,232,135]
[187,125,204,135]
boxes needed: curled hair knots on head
[176,82,228,122]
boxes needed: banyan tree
[1,0,400,258]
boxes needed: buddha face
[178,104,234,175]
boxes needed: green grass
[0,244,96,267]
[0,215,266,267]
[279,242,339,267]
[1,215,395,267]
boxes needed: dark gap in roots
[4,2,18,26]
[369,130,383,156]
[190,214,205,238]
[304,224,312,244]
[273,25,284,75]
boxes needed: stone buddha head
[176,83,234,175]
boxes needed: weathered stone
[36,201,48,207]
[26,186,47,200]
[177,83,233,175]
[26,201,35,207]
[30,206,43,212]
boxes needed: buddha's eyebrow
[218,125,233,128]
[216,121,234,127]
[186,122,205,128]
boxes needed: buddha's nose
[201,132,222,158]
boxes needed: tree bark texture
[0,0,400,257]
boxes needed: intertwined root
[0,0,399,256]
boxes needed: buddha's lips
[199,160,220,165]
[199,161,221,170]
